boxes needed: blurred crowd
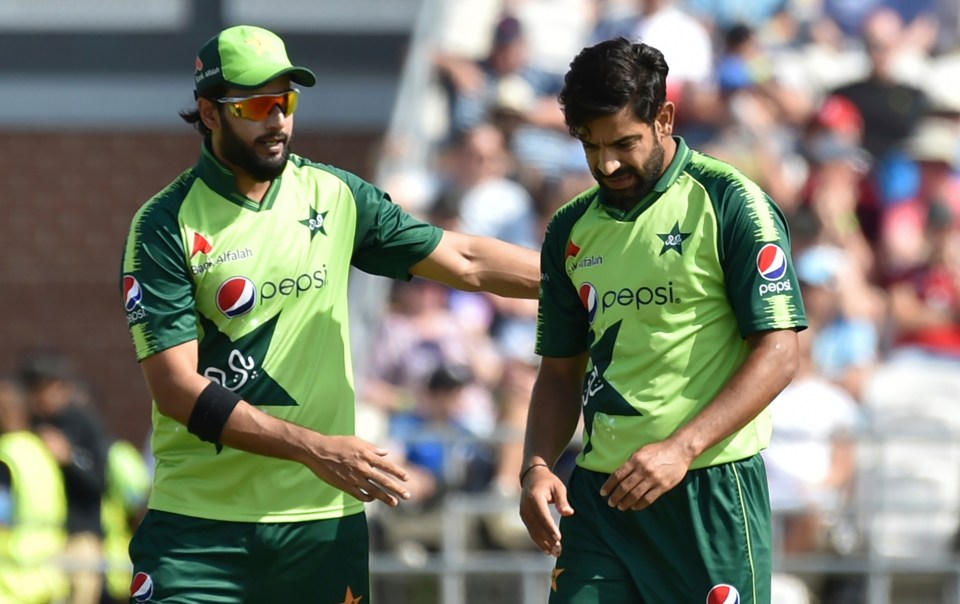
[0,350,150,604]
[361,0,960,602]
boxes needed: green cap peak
[194,25,316,97]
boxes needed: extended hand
[600,440,693,511]
[304,435,411,506]
[518,466,574,557]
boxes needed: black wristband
[519,462,550,486]
[188,382,242,444]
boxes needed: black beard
[220,117,290,182]
[594,139,665,209]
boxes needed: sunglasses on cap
[216,88,300,121]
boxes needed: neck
[233,171,272,203]
[211,142,272,203]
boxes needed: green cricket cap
[193,25,317,97]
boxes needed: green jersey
[120,142,442,522]
[537,138,806,474]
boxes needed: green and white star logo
[657,221,691,256]
[299,207,328,240]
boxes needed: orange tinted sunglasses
[216,88,300,121]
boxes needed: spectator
[763,327,863,599]
[362,278,502,437]
[881,117,960,274]
[699,22,807,210]
[0,377,69,604]
[376,363,497,552]
[389,363,495,500]
[886,197,960,360]
[799,120,881,276]
[17,349,110,604]
[795,245,882,400]
[433,15,566,138]
[831,7,928,201]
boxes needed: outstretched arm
[410,230,540,299]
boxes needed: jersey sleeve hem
[135,333,198,363]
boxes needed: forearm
[220,401,317,464]
[411,231,540,299]
[668,330,798,459]
[143,344,319,464]
[460,236,540,298]
[521,373,583,471]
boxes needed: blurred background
[3,0,960,603]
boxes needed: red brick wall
[0,130,383,444]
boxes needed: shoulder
[288,155,375,193]
[545,186,598,236]
[683,149,770,209]
[131,169,198,228]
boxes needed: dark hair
[724,23,754,52]
[179,85,226,136]
[558,37,669,138]
[17,348,74,389]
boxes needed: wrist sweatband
[188,382,242,444]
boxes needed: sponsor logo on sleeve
[123,275,147,325]
[130,572,154,602]
[756,243,794,295]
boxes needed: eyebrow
[582,134,642,146]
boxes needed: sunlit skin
[578,102,678,212]
[198,76,295,202]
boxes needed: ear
[198,98,221,132]
[655,102,676,138]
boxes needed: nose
[597,148,620,176]
[265,103,287,125]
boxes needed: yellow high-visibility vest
[102,440,150,602]
[0,431,69,604]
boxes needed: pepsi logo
[123,275,143,311]
[579,282,598,324]
[706,584,740,604]
[217,277,257,318]
[756,243,788,281]
[130,572,154,602]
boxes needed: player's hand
[518,466,574,557]
[601,439,693,511]
[305,435,411,507]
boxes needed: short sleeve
[535,212,590,357]
[345,175,442,279]
[716,184,807,337]
[120,197,197,360]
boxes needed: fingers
[520,481,571,557]
[554,487,575,517]
[368,454,410,483]
[602,474,668,511]
[363,474,411,507]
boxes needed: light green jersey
[120,142,442,522]
[537,138,806,473]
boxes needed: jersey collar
[193,139,283,212]
[598,136,693,221]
